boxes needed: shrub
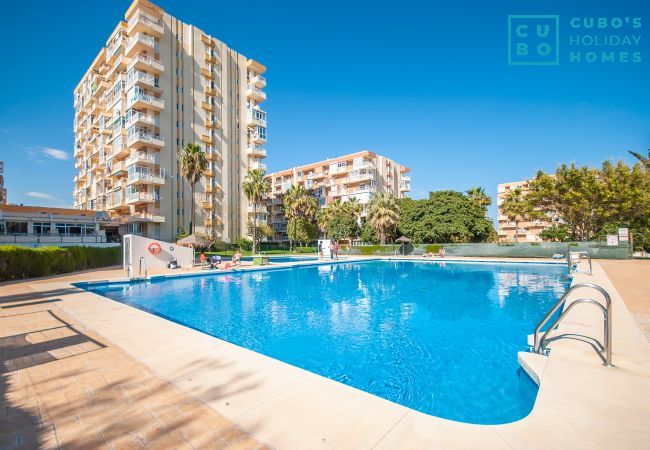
[235,238,253,251]
[424,244,443,254]
[356,245,395,255]
[0,246,122,281]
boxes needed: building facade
[266,150,410,241]
[497,179,559,242]
[0,161,6,205]
[73,0,267,243]
[0,205,119,247]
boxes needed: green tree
[360,220,379,244]
[501,187,539,243]
[466,187,492,211]
[242,169,271,254]
[283,185,318,251]
[328,213,360,241]
[397,191,495,243]
[539,224,570,242]
[247,221,273,248]
[367,193,400,245]
[287,218,318,245]
[179,143,208,234]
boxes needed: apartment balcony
[246,145,266,157]
[201,34,213,46]
[246,108,267,127]
[249,160,267,171]
[205,152,221,162]
[347,172,375,184]
[127,171,165,186]
[124,212,165,223]
[126,151,156,166]
[205,118,221,129]
[125,191,157,205]
[126,70,160,92]
[205,185,221,194]
[251,74,266,88]
[246,85,266,102]
[125,33,156,57]
[201,134,214,145]
[205,87,217,96]
[94,78,110,96]
[201,101,215,112]
[106,195,127,210]
[250,129,267,144]
[202,200,213,209]
[204,53,219,65]
[110,141,129,159]
[203,169,214,178]
[400,182,411,192]
[129,53,164,74]
[128,12,164,37]
[126,111,157,129]
[401,175,411,182]
[129,92,164,111]
[110,160,127,176]
[201,68,216,80]
[352,160,375,170]
[127,130,164,149]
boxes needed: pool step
[518,351,548,385]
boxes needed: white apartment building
[267,150,410,241]
[73,0,267,243]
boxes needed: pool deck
[2,257,649,449]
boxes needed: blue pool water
[81,260,569,424]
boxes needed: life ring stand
[148,242,162,255]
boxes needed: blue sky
[0,0,648,221]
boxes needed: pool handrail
[533,282,612,367]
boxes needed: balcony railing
[246,145,266,157]
[126,70,159,90]
[250,161,267,171]
[246,85,266,101]
[127,130,165,148]
[129,92,164,110]
[129,53,164,73]
[128,171,165,184]
[126,111,156,129]
[126,152,156,166]
[126,33,155,55]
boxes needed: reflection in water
[88,260,568,425]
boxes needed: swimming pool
[80,260,569,424]
[240,255,318,263]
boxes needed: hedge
[0,246,122,281]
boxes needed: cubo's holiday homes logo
[508,15,560,65]
[508,15,643,65]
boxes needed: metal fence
[347,242,632,259]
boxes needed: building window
[6,222,28,235]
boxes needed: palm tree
[466,187,492,209]
[243,169,271,255]
[366,193,400,245]
[501,187,535,243]
[179,143,208,234]
[628,149,650,169]
[283,184,317,251]
[316,206,334,238]
[344,197,364,222]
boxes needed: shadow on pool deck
[0,285,268,449]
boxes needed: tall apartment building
[497,179,559,242]
[0,161,6,205]
[266,150,410,241]
[73,0,267,243]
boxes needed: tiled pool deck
[1,257,649,449]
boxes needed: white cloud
[27,192,55,200]
[41,147,69,160]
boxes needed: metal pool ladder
[139,257,148,279]
[567,250,592,275]
[532,283,613,367]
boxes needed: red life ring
[148,242,162,255]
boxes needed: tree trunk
[252,201,257,255]
[514,219,519,243]
[190,184,195,234]
[380,229,386,245]
[293,218,298,252]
